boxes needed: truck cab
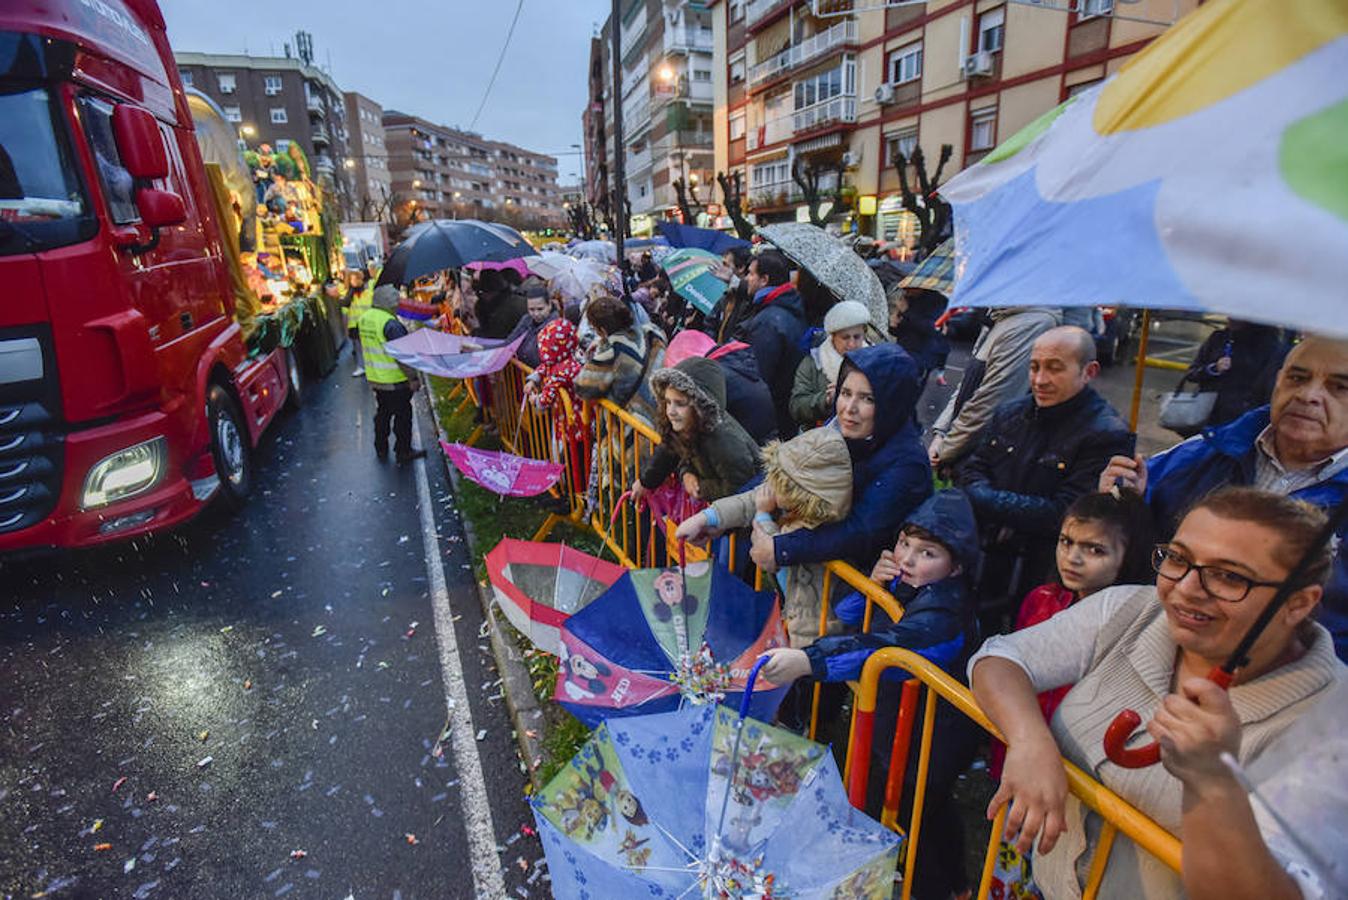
[0,0,289,551]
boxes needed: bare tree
[791,156,846,228]
[671,176,705,227]
[717,171,755,240]
[893,143,954,255]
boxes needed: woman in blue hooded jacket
[749,343,934,575]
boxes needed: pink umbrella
[463,257,534,279]
[440,441,563,497]
[386,330,524,379]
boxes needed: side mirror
[111,105,168,180]
[136,188,186,228]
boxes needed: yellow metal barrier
[849,648,1181,900]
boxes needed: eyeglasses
[1151,546,1285,602]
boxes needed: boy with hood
[676,427,854,647]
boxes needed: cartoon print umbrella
[385,330,523,379]
[757,223,889,336]
[485,539,626,655]
[439,441,563,498]
[658,247,729,316]
[533,700,902,898]
[940,0,1348,338]
[554,558,788,728]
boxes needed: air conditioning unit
[962,51,995,79]
[873,83,896,105]
[842,150,861,168]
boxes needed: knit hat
[824,300,872,334]
[761,428,853,529]
[372,284,400,311]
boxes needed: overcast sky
[162,0,611,183]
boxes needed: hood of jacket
[904,488,980,575]
[762,427,853,529]
[835,343,921,450]
[651,356,726,432]
[751,283,807,320]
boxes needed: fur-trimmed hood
[651,357,726,434]
[762,428,853,529]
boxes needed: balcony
[745,0,788,29]
[313,155,335,175]
[746,113,793,151]
[664,26,714,54]
[748,20,857,87]
[792,95,856,134]
[311,129,330,146]
[306,96,325,116]
[626,143,653,175]
[748,179,794,209]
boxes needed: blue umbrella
[534,675,902,897]
[554,559,789,728]
[657,221,752,255]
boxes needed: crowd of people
[355,234,1346,900]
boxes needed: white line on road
[411,399,506,899]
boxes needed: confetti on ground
[271,590,283,598]
[92,819,104,833]
[311,625,327,637]
[124,857,136,873]
[405,833,419,845]
[196,756,213,769]
[146,791,158,802]
[476,729,487,741]
[243,679,253,690]
[94,842,112,852]
[111,776,127,793]
[219,626,233,634]
[198,730,209,743]
[289,849,307,860]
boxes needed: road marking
[411,399,506,899]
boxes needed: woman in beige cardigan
[970,486,1344,899]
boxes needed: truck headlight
[81,437,168,509]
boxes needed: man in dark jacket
[737,250,809,440]
[955,326,1134,595]
[472,269,528,340]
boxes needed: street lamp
[343,158,356,170]
[241,124,256,138]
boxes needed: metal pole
[1128,309,1152,432]
[610,0,626,262]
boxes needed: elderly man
[1101,335,1348,660]
[956,326,1134,596]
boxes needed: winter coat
[638,358,761,503]
[505,310,559,368]
[574,323,667,428]
[1183,325,1289,429]
[803,490,979,682]
[1145,406,1348,661]
[789,342,833,427]
[891,289,950,383]
[474,288,528,340]
[707,428,853,647]
[737,283,810,440]
[530,319,585,442]
[932,307,1062,465]
[714,279,752,345]
[713,344,778,445]
[954,386,1135,538]
[773,344,934,571]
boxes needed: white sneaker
[351,367,365,377]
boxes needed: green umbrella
[659,247,728,316]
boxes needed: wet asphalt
[1,349,545,900]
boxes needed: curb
[420,389,550,793]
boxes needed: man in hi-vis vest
[359,286,426,463]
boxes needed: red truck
[0,0,294,551]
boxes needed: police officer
[360,285,426,463]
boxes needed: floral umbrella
[757,223,889,336]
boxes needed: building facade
[597,0,717,235]
[582,36,613,230]
[175,46,355,217]
[712,0,1195,234]
[383,113,564,228]
[343,91,391,222]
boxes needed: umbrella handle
[1102,666,1233,768]
[738,656,771,721]
[610,490,639,527]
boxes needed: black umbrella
[377,219,536,287]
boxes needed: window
[729,111,747,141]
[693,69,712,82]
[729,0,743,23]
[179,69,194,87]
[885,128,918,165]
[1066,78,1103,97]
[979,8,1005,53]
[970,109,997,151]
[78,96,140,225]
[270,107,288,124]
[1079,0,1114,18]
[888,42,923,85]
[216,72,235,94]
[223,105,242,123]
[793,63,847,110]
[264,75,283,96]
[729,55,745,84]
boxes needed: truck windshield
[0,86,94,256]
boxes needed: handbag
[1158,374,1217,434]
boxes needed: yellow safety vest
[347,280,375,330]
[358,307,407,386]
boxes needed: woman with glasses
[969,486,1343,899]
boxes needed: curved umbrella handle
[1102,666,1234,768]
[609,489,641,527]
[738,656,771,721]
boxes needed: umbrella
[485,539,626,655]
[377,219,535,287]
[533,699,902,897]
[656,221,751,256]
[554,558,788,728]
[385,330,523,379]
[569,239,618,264]
[658,247,729,316]
[939,0,1348,338]
[463,257,534,280]
[757,223,889,335]
[896,239,955,296]
[440,441,563,497]
[532,251,610,304]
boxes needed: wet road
[1,354,544,899]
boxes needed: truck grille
[0,400,62,534]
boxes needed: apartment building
[343,91,392,221]
[175,45,355,217]
[582,36,613,229]
[712,0,1195,234]
[596,0,717,235]
[383,113,564,228]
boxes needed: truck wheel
[284,348,303,411]
[208,383,252,511]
